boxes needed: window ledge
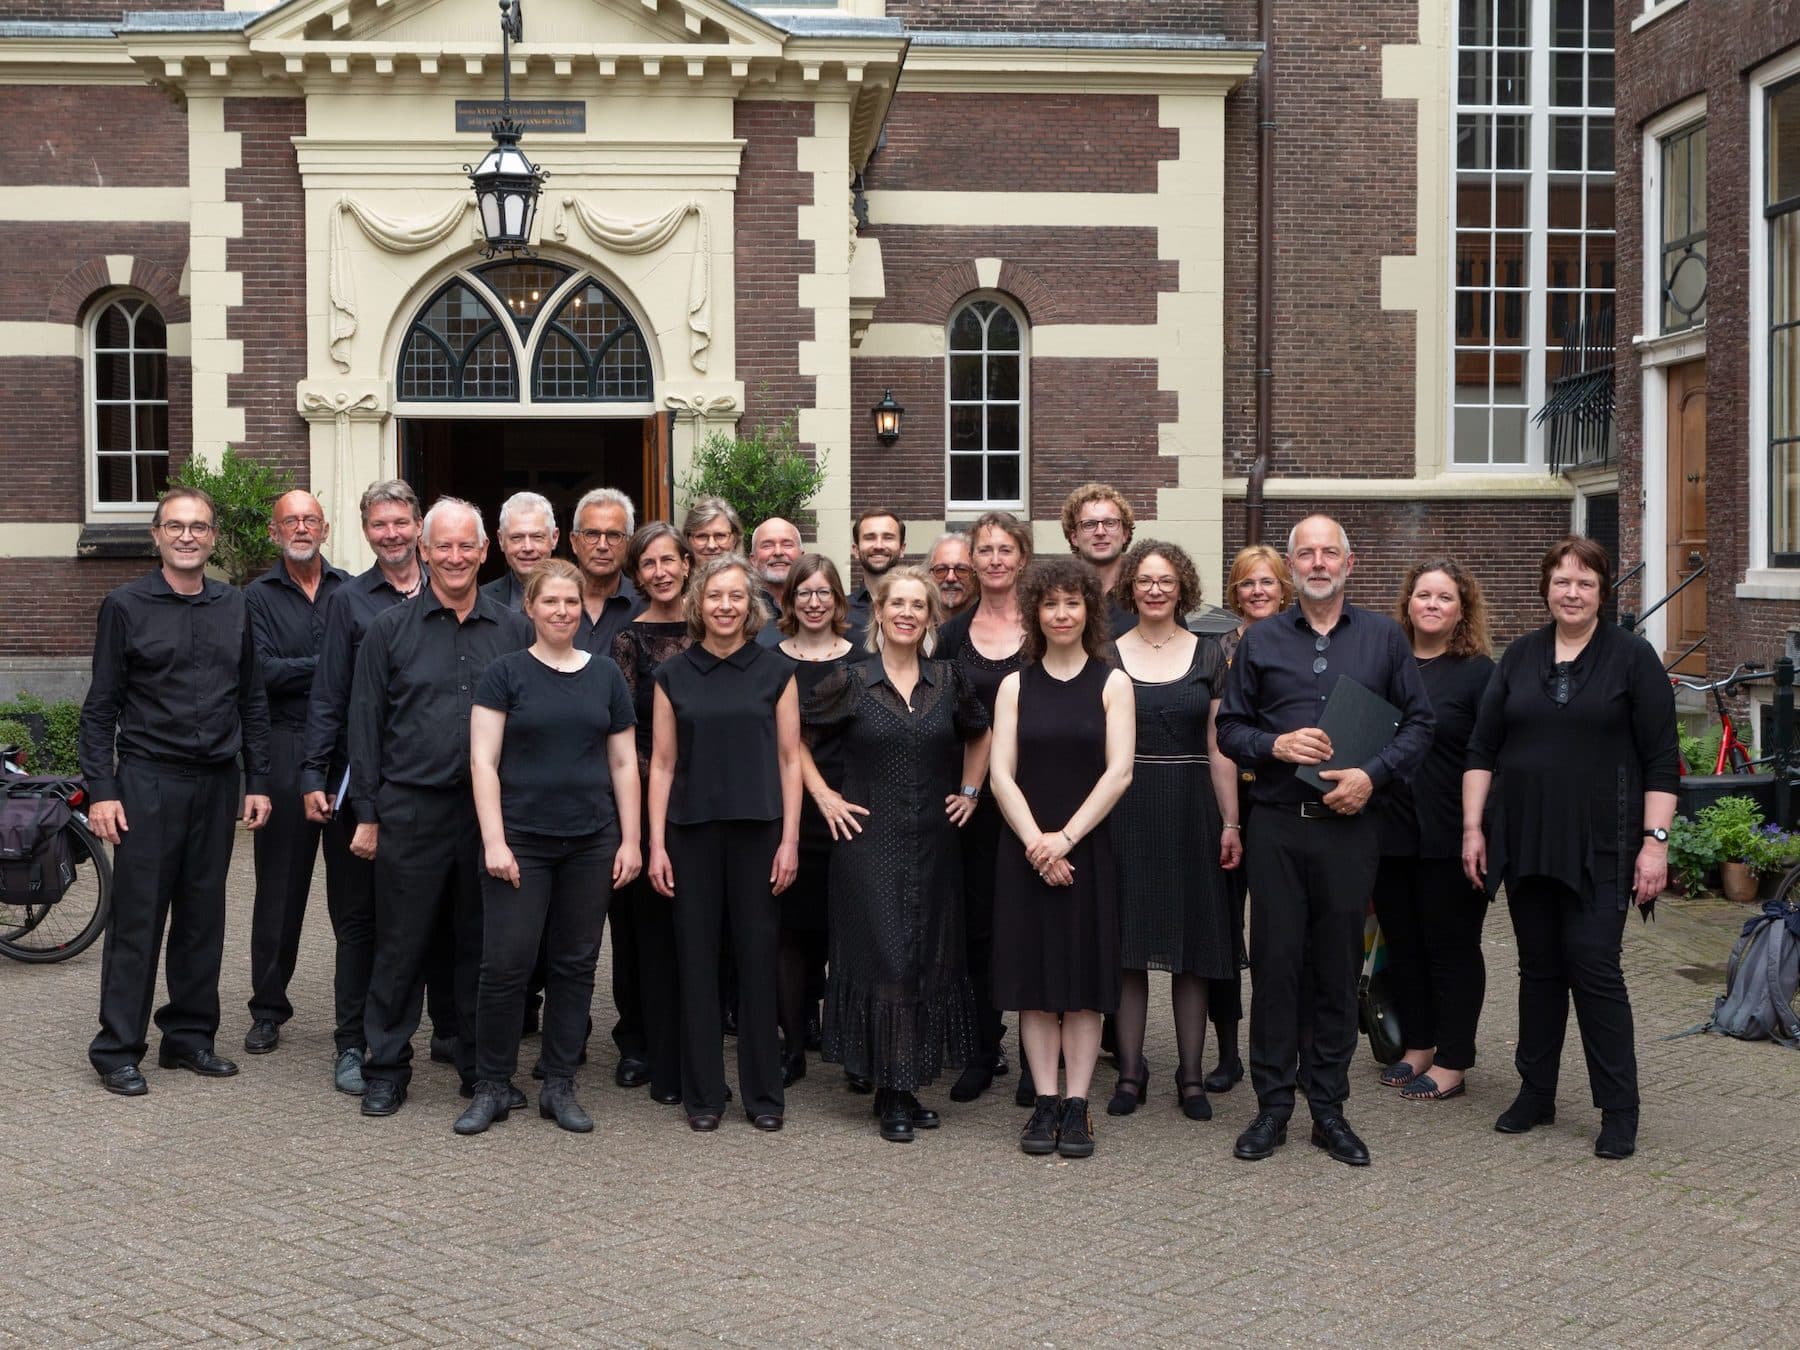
[1735,569,1800,600]
[76,524,157,560]
[1631,326,1706,368]
[1630,0,1692,33]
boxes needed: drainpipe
[1244,0,1275,546]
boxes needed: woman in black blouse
[803,566,991,1142]
[610,522,694,1106]
[461,560,641,1136]
[773,553,854,1086]
[1371,558,1495,1104]
[649,554,801,1132]
[1463,536,1678,1160]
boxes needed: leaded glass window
[398,282,517,401]
[1660,121,1706,332]
[475,259,573,336]
[89,295,169,507]
[532,282,652,402]
[946,297,1026,508]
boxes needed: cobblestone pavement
[2,835,1796,1347]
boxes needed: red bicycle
[1671,661,1772,776]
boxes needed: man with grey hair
[926,532,977,618]
[570,486,644,660]
[301,477,460,1095]
[349,497,531,1117]
[750,516,802,620]
[482,490,559,611]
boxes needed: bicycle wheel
[0,815,111,962]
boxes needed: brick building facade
[0,0,1591,693]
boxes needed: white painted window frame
[85,290,169,521]
[943,291,1029,513]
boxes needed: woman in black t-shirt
[649,554,801,1133]
[458,560,640,1137]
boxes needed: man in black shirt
[349,497,531,1116]
[1062,482,1138,638]
[298,477,437,1095]
[1217,514,1433,1167]
[844,507,904,649]
[570,487,644,659]
[79,486,273,1097]
[481,490,558,612]
[242,491,348,1059]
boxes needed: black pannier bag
[0,789,75,906]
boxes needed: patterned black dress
[803,658,990,1090]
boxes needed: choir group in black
[79,475,1677,1164]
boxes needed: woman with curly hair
[1370,557,1496,1103]
[1103,541,1241,1123]
[989,558,1136,1158]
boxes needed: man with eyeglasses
[926,533,977,618]
[80,486,273,1097]
[241,491,349,1059]
[482,491,559,612]
[1216,513,1434,1168]
[844,507,905,648]
[1060,483,1139,637]
[570,487,645,661]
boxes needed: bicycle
[1,744,112,962]
[1671,661,1773,776]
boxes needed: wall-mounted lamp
[871,389,904,446]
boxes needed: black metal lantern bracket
[465,1,549,259]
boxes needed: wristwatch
[1643,827,1669,843]
[959,785,981,800]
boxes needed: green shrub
[676,412,828,539]
[1666,816,1719,895]
[170,446,294,586]
[0,718,32,760]
[0,693,82,774]
[1680,725,1725,776]
[1694,795,1764,863]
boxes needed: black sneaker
[1020,1094,1061,1155]
[1057,1097,1095,1158]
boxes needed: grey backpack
[1704,899,1800,1047]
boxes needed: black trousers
[247,724,354,1028]
[1373,855,1488,1070]
[961,800,1007,1058]
[618,875,682,1096]
[1507,875,1638,1111]
[476,829,615,1082]
[608,877,646,1059]
[1245,807,1379,1121]
[89,759,238,1074]
[669,819,783,1118]
[362,784,481,1090]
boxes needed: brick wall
[868,93,1178,194]
[1614,1,1800,683]
[1224,498,1575,643]
[0,559,150,658]
[733,101,817,439]
[885,2,1227,33]
[0,86,187,188]
[0,358,81,521]
[0,1,218,18]
[224,98,309,486]
[0,224,188,322]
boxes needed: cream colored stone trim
[1381,6,1453,478]
[854,321,1163,361]
[1735,570,1800,601]
[0,187,191,223]
[0,323,81,360]
[1632,327,1706,370]
[185,97,245,467]
[899,46,1260,96]
[0,38,142,86]
[0,524,82,557]
[105,256,135,287]
[1219,474,1572,500]
[855,323,941,359]
[974,257,1002,290]
[796,100,855,567]
[864,190,1149,229]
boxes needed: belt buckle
[1299,801,1330,820]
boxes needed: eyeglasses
[156,520,215,538]
[929,564,973,579]
[689,530,735,547]
[574,528,628,547]
[1077,517,1124,535]
[1312,633,1331,675]
[277,514,324,532]
[1132,575,1178,594]
[792,588,835,604]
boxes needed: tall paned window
[1660,121,1707,333]
[946,297,1026,509]
[88,296,170,508]
[1453,0,1615,466]
[1768,79,1800,564]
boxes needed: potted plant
[1692,796,1773,902]
[1744,821,1800,897]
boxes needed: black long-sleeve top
[575,575,645,665]
[1372,653,1495,858]
[347,587,531,822]
[298,563,419,797]
[245,557,349,729]
[1216,602,1435,806]
[480,571,526,612]
[78,569,272,801]
[1466,621,1680,907]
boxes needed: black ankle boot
[454,1079,512,1135]
[539,1076,593,1133]
[1594,1108,1638,1159]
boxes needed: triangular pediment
[249,0,784,48]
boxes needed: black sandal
[1379,1061,1421,1088]
[1105,1061,1150,1117]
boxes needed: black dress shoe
[454,1080,513,1135]
[901,1092,939,1129]
[1494,1093,1556,1134]
[243,1019,279,1054]
[158,1045,239,1077]
[781,1053,807,1087]
[1233,1111,1288,1161]
[687,1111,721,1132]
[948,1054,999,1103]
[750,1112,784,1132]
[1310,1114,1371,1167]
[876,1092,915,1143]
[844,1070,873,1094]
[615,1056,650,1088]
[99,1065,148,1096]
[361,1079,406,1116]
[459,1080,527,1110]
[1594,1108,1638,1160]
[428,1034,460,1064]
[1204,1055,1244,1094]
[651,1085,683,1105]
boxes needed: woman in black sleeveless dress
[990,559,1136,1159]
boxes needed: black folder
[1296,675,1401,793]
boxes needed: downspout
[1244,0,1275,545]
